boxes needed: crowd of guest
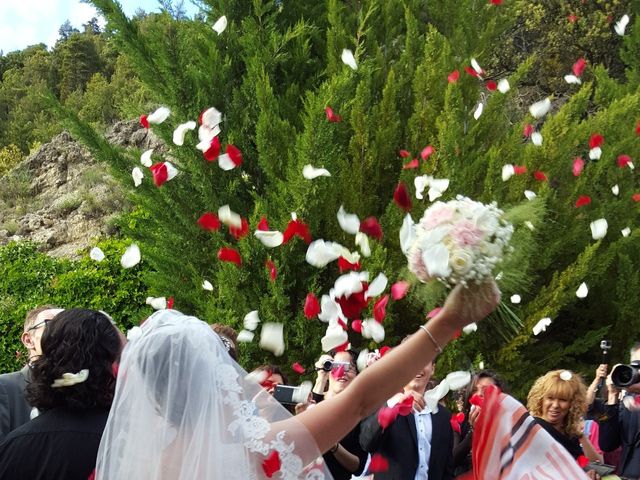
[1,304,640,479]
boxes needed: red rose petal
[391,281,410,300]
[229,217,250,240]
[469,393,484,407]
[303,293,321,319]
[292,362,305,374]
[325,106,342,123]
[577,455,590,468]
[262,450,281,478]
[379,346,391,357]
[338,256,361,273]
[203,136,221,162]
[486,80,497,91]
[572,157,585,177]
[88,469,96,480]
[464,66,479,78]
[633,193,640,202]
[450,417,461,434]
[533,171,547,182]
[265,259,277,281]
[331,364,345,380]
[575,195,591,208]
[447,70,460,83]
[513,165,527,175]
[399,149,411,158]
[377,406,399,429]
[351,319,363,333]
[139,114,149,129]
[572,58,587,77]
[421,145,435,160]
[337,289,370,320]
[226,144,243,167]
[452,329,462,339]
[589,133,604,149]
[337,318,348,331]
[393,182,412,212]
[257,216,270,231]
[402,158,419,170]
[635,121,640,136]
[568,13,578,23]
[427,307,442,319]
[282,219,312,244]
[373,295,389,323]
[197,212,221,231]
[618,154,632,168]
[490,0,502,4]
[369,453,389,473]
[150,163,168,187]
[396,394,414,415]
[360,217,383,240]
[217,247,242,266]
[523,124,534,137]
[167,297,174,309]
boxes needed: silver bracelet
[419,325,443,354]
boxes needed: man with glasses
[0,305,62,441]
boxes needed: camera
[320,360,333,372]
[611,361,640,388]
[316,360,352,372]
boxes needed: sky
[0,0,197,54]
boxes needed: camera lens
[612,364,640,388]
[322,360,333,372]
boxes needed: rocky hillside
[0,121,160,258]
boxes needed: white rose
[450,249,474,275]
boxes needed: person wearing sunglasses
[0,305,63,441]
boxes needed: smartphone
[272,385,297,405]
[585,462,615,476]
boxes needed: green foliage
[0,240,151,372]
[0,144,22,177]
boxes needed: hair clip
[51,369,89,388]
[559,370,573,381]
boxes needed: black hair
[329,348,360,371]
[462,369,508,414]
[253,364,289,386]
[26,309,121,411]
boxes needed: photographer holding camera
[599,342,640,479]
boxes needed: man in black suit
[0,305,62,441]
[359,357,454,479]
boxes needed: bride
[95,282,499,479]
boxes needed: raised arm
[291,281,500,454]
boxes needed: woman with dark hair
[0,309,122,480]
[251,364,289,395]
[452,369,507,476]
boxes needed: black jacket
[599,401,640,478]
[0,367,32,442]
[360,404,454,480]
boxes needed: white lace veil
[96,310,331,480]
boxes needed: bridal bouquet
[406,196,513,287]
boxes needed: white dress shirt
[413,409,433,480]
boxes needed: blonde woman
[527,370,603,466]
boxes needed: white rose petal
[341,48,358,70]
[321,323,349,352]
[510,294,521,304]
[361,319,385,343]
[337,206,360,235]
[590,218,608,240]
[463,323,478,335]
[428,178,450,202]
[121,244,141,268]
[531,131,543,146]
[355,232,371,257]
[445,371,471,390]
[218,205,242,229]
[306,240,343,268]
[622,227,631,237]
[365,273,388,299]
[318,295,345,324]
[357,349,369,373]
[612,185,619,196]
[614,14,630,36]
[212,15,228,34]
[126,326,143,341]
[564,75,581,85]
[292,381,313,404]
[254,230,284,248]
[333,272,365,299]
[532,317,552,336]
[164,162,178,181]
[473,102,484,120]
[201,107,222,129]
[217,153,237,171]
[243,310,260,331]
[140,149,154,167]
[237,329,255,343]
[400,214,415,255]
[502,164,515,182]
[132,167,144,187]
[147,106,170,125]
[422,243,451,278]
[303,165,331,179]
[524,190,537,201]
[529,98,551,119]
[146,296,167,310]
[172,121,196,146]
[524,221,535,231]
[414,175,428,200]
[89,247,105,262]
[576,282,589,299]
[589,147,602,160]
[497,78,510,93]
[471,58,483,75]
[202,280,213,291]
[259,322,285,356]
[560,370,573,381]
